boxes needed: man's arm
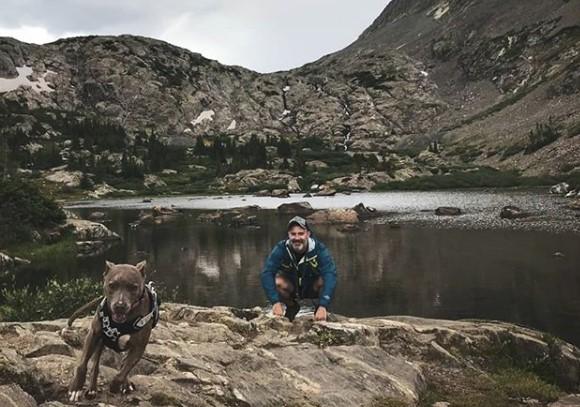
[317,242,337,308]
[260,242,284,304]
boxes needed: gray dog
[67,260,159,402]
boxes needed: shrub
[525,118,562,154]
[0,178,66,246]
[0,277,102,321]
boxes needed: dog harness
[97,282,160,352]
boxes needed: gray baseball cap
[287,216,309,231]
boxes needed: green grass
[0,277,102,321]
[419,368,562,407]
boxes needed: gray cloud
[0,0,388,72]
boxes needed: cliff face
[1,304,580,406]
[0,0,578,183]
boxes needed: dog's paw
[68,390,83,402]
[110,377,136,394]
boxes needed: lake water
[19,190,580,345]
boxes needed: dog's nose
[113,302,129,313]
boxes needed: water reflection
[20,209,580,346]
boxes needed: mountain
[0,0,578,195]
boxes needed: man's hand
[314,306,327,322]
[272,302,285,317]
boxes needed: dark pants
[276,273,324,321]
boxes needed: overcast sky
[0,1,389,73]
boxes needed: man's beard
[291,240,307,252]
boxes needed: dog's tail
[67,296,103,327]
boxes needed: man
[261,216,337,321]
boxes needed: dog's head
[103,260,147,323]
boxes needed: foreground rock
[1,304,579,407]
[307,208,359,224]
[214,169,301,194]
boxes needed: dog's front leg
[109,330,150,394]
[85,339,104,399]
[69,321,101,401]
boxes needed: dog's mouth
[111,311,128,323]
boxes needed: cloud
[0,0,388,72]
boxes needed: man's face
[288,225,310,254]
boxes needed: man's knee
[275,275,294,299]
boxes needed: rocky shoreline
[1,304,580,407]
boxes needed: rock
[550,182,570,195]
[1,305,580,407]
[303,193,312,198]
[144,174,167,189]
[43,167,83,189]
[314,187,337,197]
[500,205,530,219]
[307,208,359,224]
[568,199,580,211]
[0,252,31,271]
[142,198,152,203]
[270,189,290,198]
[88,182,119,199]
[432,403,451,407]
[198,208,260,228]
[87,211,106,221]
[565,190,578,198]
[161,169,178,175]
[65,219,121,257]
[435,207,462,216]
[306,160,329,169]
[352,203,378,220]
[152,206,178,217]
[549,394,580,406]
[215,169,299,194]
[66,219,120,242]
[0,384,37,407]
[310,184,321,192]
[277,202,315,216]
[337,224,361,233]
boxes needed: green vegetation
[368,396,410,407]
[525,118,562,154]
[0,177,66,246]
[419,368,562,407]
[0,277,102,322]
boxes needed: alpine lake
[12,189,580,346]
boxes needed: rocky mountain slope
[2,304,580,406]
[0,0,578,194]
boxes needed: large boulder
[43,166,83,189]
[0,384,37,407]
[1,305,580,406]
[307,208,359,224]
[277,202,315,216]
[144,174,167,189]
[65,219,121,257]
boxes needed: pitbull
[67,260,159,401]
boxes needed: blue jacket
[261,237,337,307]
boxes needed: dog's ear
[135,260,147,276]
[104,260,115,276]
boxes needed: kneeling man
[261,216,337,321]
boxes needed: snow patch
[191,110,215,126]
[420,70,429,77]
[227,120,237,131]
[281,109,291,118]
[282,86,290,92]
[0,66,54,94]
